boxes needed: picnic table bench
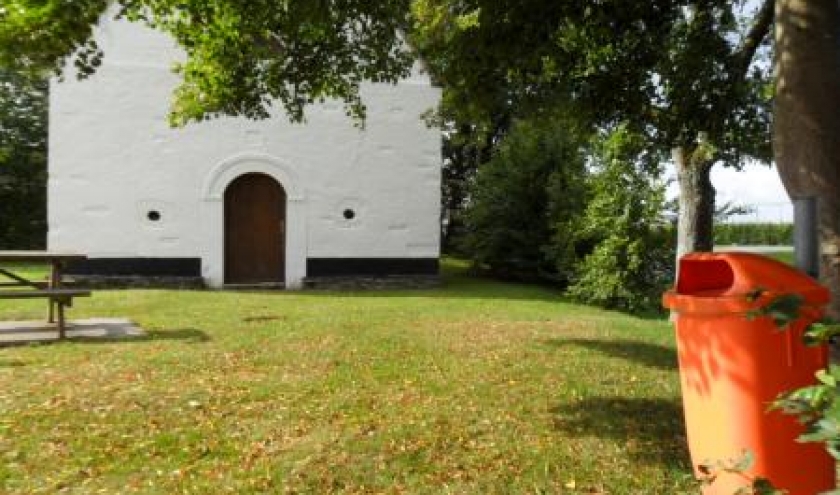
[0,251,91,339]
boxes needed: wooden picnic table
[0,251,91,339]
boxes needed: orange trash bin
[663,252,835,495]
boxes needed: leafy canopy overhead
[0,0,413,125]
[411,0,773,165]
[410,0,685,135]
[1,0,773,155]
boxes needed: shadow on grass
[265,275,670,319]
[551,397,690,469]
[139,328,210,342]
[0,358,28,367]
[74,328,211,344]
[0,328,211,348]
[543,338,678,370]
[284,277,568,303]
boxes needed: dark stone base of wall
[307,258,439,277]
[302,275,442,291]
[67,275,440,291]
[67,275,206,290]
[66,257,202,277]
[63,257,441,290]
[64,257,205,288]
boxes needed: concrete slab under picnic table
[0,318,145,345]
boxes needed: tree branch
[731,0,774,78]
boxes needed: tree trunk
[674,146,716,261]
[774,0,840,316]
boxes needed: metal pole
[793,196,819,278]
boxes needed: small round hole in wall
[147,210,162,222]
[343,208,356,220]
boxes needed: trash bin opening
[677,258,734,296]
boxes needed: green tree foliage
[463,121,674,312]
[411,0,773,259]
[0,0,413,125]
[410,1,516,255]
[567,127,674,312]
[410,0,771,159]
[655,2,773,162]
[0,0,109,77]
[0,70,47,248]
[411,0,682,128]
[439,123,486,254]
[462,115,587,281]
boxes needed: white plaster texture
[48,17,442,288]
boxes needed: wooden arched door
[224,173,286,285]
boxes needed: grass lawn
[767,250,794,265]
[0,260,693,494]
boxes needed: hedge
[714,222,793,246]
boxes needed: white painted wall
[49,16,441,288]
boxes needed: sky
[665,163,794,223]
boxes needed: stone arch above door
[203,153,305,202]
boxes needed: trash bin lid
[662,252,829,314]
